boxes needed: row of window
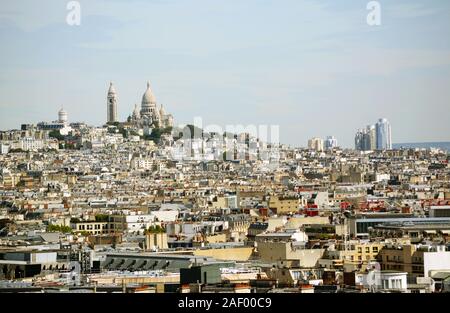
[382,279,403,289]
[76,230,109,235]
[77,224,108,230]
[357,246,379,253]
[382,264,403,270]
[351,255,372,261]
[76,223,129,231]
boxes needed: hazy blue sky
[1,0,450,147]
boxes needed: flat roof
[104,252,214,260]
[379,271,408,275]
[374,223,450,230]
[356,217,450,223]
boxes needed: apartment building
[72,221,109,235]
[268,196,300,215]
[378,244,450,279]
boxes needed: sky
[0,0,449,148]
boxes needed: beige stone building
[378,244,450,279]
[73,221,109,235]
[193,247,254,262]
[268,196,300,215]
[256,241,324,267]
[145,232,168,251]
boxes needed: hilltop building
[107,82,118,123]
[107,81,174,134]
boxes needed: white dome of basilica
[142,81,156,105]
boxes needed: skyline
[2,78,447,149]
[1,0,450,147]
[1,1,450,300]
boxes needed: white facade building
[0,143,10,154]
[356,270,408,292]
[58,108,68,124]
[125,214,155,234]
[130,157,153,170]
[423,246,450,277]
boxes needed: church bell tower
[107,82,118,123]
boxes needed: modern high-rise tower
[355,119,392,151]
[325,136,338,150]
[355,129,364,151]
[107,82,118,123]
[366,125,377,151]
[308,137,324,152]
[376,118,392,150]
[355,125,376,151]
